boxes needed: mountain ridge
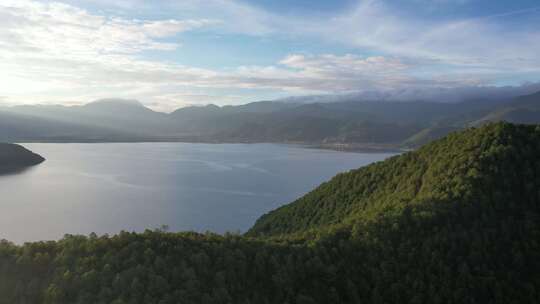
[0,91,539,150]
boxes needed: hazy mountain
[470,91,540,125]
[168,101,299,136]
[2,99,297,141]
[167,91,539,146]
[2,123,540,303]
[278,82,540,104]
[0,110,142,142]
[6,99,172,137]
[1,91,539,147]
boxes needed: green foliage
[249,122,540,236]
[1,122,540,303]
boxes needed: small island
[0,143,45,173]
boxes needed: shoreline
[306,143,408,153]
[16,139,408,153]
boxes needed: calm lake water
[0,143,394,243]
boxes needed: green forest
[1,122,540,303]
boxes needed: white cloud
[0,0,215,56]
[1,0,539,110]
[280,54,408,78]
[305,1,540,72]
[163,0,540,72]
[0,0,220,108]
[281,81,540,104]
[142,19,216,38]
[0,0,447,107]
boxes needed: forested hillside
[1,122,540,303]
[249,122,540,236]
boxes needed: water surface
[0,143,394,243]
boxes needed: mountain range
[1,91,539,149]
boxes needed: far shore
[15,138,409,153]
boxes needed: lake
[0,143,394,243]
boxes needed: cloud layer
[1,0,539,111]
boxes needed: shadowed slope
[0,143,44,173]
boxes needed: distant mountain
[166,91,540,146]
[80,99,163,120]
[2,122,540,304]
[6,99,171,138]
[0,143,44,173]
[1,91,539,148]
[168,101,299,136]
[470,91,540,125]
[0,109,147,142]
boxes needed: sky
[1,0,539,112]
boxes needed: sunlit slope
[249,122,540,236]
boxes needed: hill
[0,143,44,173]
[1,122,539,303]
[249,122,540,236]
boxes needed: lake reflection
[0,143,394,243]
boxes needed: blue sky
[0,0,539,111]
